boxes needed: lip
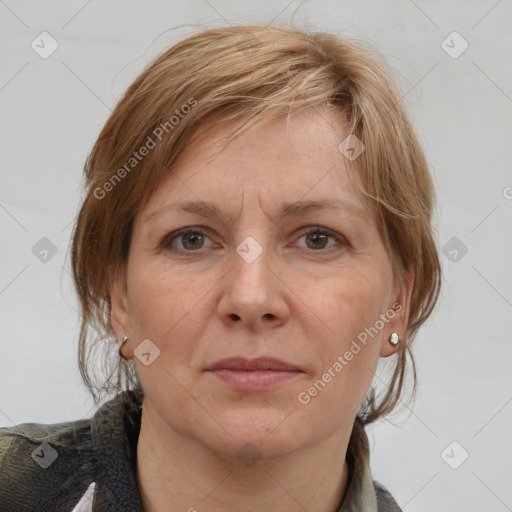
[208,357,301,371]
[206,357,303,391]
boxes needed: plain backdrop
[1,1,511,511]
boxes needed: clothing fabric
[0,391,402,511]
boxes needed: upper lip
[207,357,301,372]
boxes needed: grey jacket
[0,391,403,511]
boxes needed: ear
[110,270,134,360]
[380,271,415,357]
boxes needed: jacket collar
[88,391,379,511]
[90,390,144,511]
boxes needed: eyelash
[161,226,347,255]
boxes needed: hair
[71,24,441,429]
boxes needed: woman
[0,24,440,511]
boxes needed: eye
[295,226,345,251]
[161,226,346,254]
[162,228,214,252]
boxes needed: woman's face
[111,107,411,461]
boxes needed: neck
[136,406,352,512]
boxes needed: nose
[216,242,289,331]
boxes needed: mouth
[206,357,303,391]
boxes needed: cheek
[304,267,387,390]
[297,279,385,422]
[313,265,389,340]
[127,262,212,402]
[126,258,210,351]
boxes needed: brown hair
[71,24,441,425]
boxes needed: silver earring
[119,335,128,358]
[389,332,400,345]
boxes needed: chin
[205,408,307,459]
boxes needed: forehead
[142,107,372,222]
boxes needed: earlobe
[109,274,133,347]
[380,271,415,358]
[380,332,401,357]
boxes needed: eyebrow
[143,198,369,225]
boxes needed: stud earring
[389,332,400,346]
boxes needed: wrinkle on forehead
[143,106,370,229]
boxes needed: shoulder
[373,480,403,512]
[0,418,95,512]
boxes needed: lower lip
[209,369,302,390]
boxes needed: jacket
[0,390,403,511]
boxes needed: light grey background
[1,1,511,511]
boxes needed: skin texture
[110,107,413,512]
